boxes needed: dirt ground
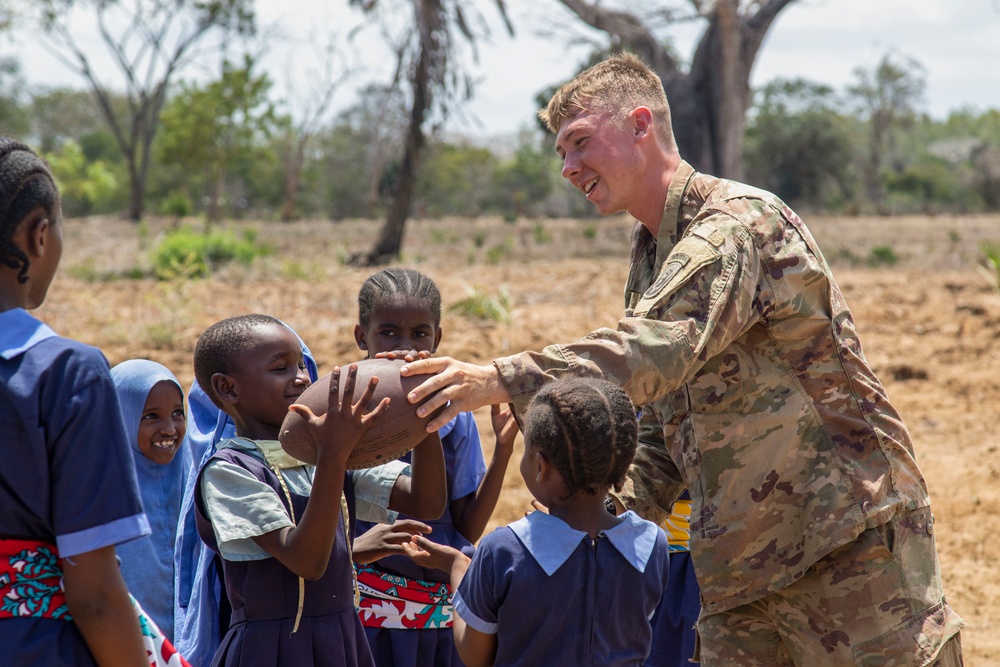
[44,212,1000,663]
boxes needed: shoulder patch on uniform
[644,253,689,298]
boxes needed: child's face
[228,323,311,435]
[138,380,186,465]
[356,298,441,357]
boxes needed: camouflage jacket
[494,161,931,613]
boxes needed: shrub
[868,245,899,266]
[532,219,551,244]
[977,242,1000,291]
[448,285,512,323]
[151,226,269,280]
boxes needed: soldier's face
[555,107,639,217]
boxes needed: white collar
[508,510,660,576]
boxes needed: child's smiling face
[356,297,442,357]
[138,380,186,465]
[228,322,311,438]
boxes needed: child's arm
[253,365,388,580]
[62,545,148,666]
[402,536,497,667]
[387,431,447,520]
[451,404,518,543]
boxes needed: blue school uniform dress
[455,510,670,667]
[355,411,485,667]
[175,368,405,667]
[174,327,319,667]
[645,491,700,667]
[195,437,375,667]
[0,308,150,666]
[111,359,189,641]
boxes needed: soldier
[399,52,964,665]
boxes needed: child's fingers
[360,397,391,425]
[490,404,500,415]
[391,519,432,536]
[328,366,341,405]
[352,375,380,413]
[340,364,359,409]
[288,404,318,422]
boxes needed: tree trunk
[352,0,435,267]
[556,0,794,180]
[280,138,306,222]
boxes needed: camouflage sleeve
[609,406,685,524]
[494,216,761,415]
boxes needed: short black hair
[194,313,284,410]
[524,377,638,498]
[358,268,441,329]
[0,137,60,284]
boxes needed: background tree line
[1,1,998,261]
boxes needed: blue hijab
[173,324,318,667]
[110,359,188,642]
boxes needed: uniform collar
[654,159,697,269]
[0,308,57,360]
[508,510,659,576]
[221,437,307,470]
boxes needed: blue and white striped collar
[508,509,660,576]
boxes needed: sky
[4,0,999,138]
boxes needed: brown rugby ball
[279,357,439,469]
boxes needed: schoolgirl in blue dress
[351,269,515,667]
[191,314,447,667]
[404,377,671,667]
[111,359,190,642]
[0,137,151,665]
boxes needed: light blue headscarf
[111,359,188,642]
[173,323,318,667]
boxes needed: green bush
[448,285,512,323]
[151,226,269,280]
[868,245,899,266]
[978,242,1000,290]
[532,220,551,244]
[160,190,194,218]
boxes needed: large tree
[348,0,514,266]
[847,53,925,212]
[37,0,254,220]
[553,0,795,182]
[156,56,278,222]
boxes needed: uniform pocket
[852,599,965,667]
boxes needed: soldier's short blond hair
[539,52,677,152]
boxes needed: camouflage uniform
[494,161,963,663]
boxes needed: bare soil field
[44,212,1000,663]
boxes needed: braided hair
[358,268,441,329]
[193,313,285,410]
[524,377,638,498]
[0,138,60,284]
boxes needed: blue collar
[0,309,57,360]
[508,510,660,576]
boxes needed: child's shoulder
[1,309,107,372]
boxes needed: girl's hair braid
[358,268,442,328]
[0,137,60,284]
[524,377,638,498]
